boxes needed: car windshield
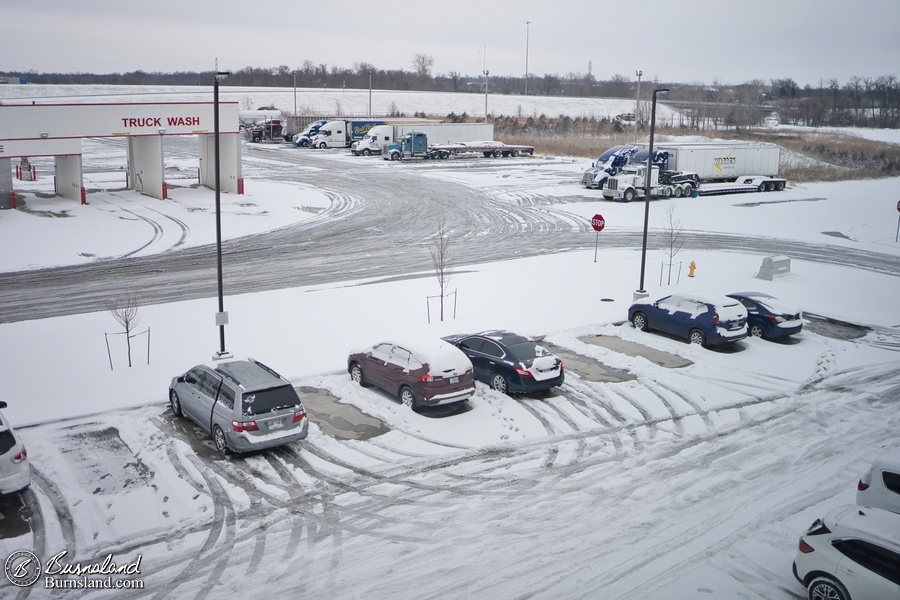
[241,384,300,416]
[506,340,551,360]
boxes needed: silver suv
[857,450,900,514]
[793,504,900,600]
[169,358,308,454]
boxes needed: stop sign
[591,214,606,232]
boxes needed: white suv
[0,401,30,494]
[857,450,900,514]
[793,504,900,600]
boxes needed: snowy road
[1,139,898,324]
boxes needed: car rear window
[0,430,16,454]
[241,385,301,416]
[507,340,551,360]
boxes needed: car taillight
[11,446,27,463]
[765,314,786,323]
[231,420,259,433]
[292,409,307,423]
[858,471,871,490]
[514,367,533,378]
[711,314,720,324]
[798,538,815,553]
[421,373,434,382]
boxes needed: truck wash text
[121,116,201,128]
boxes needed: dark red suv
[348,339,475,411]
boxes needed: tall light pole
[368,69,373,117]
[213,68,232,359]
[525,21,531,95]
[637,88,669,298]
[633,70,642,143]
[483,69,490,122]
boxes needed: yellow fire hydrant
[688,261,697,277]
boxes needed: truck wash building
[0,102,242,209]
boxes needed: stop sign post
[591,214,605,262]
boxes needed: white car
[792,504,900,600]
[0,401,30,494]
[857,449,900,514]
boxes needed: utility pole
[525,21,531,95]
[634,70,642,143]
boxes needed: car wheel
[490,373,509,394]
[631,312,649,331]
[689,329,706,346]
[807,576,850,600]
[213,425,230,455]
[399,386,419,411]
[170,390,183,417]
[750,324,765,338]
[349,362,367,387]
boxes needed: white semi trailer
[352,123,494,156]
[602,142,786,201]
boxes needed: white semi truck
[352,123,495,156]
[601,142,786,201]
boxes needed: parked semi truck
[601,142,786,201]
[581,145,639,189]
[383,132,534,160]
[292,120,328,147]
[310,120,385,149]
[352,123,494,156]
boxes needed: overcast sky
[3,0,898,88]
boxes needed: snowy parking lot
[0,92,899,598]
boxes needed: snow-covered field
[0,86,899,598]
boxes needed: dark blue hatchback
[726,292,803,340]
[443,330,565,395]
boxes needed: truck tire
[492,150,502,158]
[776,181,785,191]
[439,150,450,159]
[623,188,636,202]
[511,149,520,157]
[662,187,672,198]
[390,152,400,161]
[362,149,371,156]
[318,142,327,149]
[673,185,683,198]
[758,182,766,192]
[252,135,261,143]
[483,152,492,158]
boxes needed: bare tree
[106,294,142,367]
[430,223,453,322]
[412,54,435,78]
[659,204,687,285]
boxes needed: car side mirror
[177,376,185,384]
[0,401,7,409]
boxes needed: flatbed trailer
[696,176,787,196]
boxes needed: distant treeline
[4,66,898,129]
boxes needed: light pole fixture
[525,21,531,96]
[368,70,373,117]
[633,70,642,143]
[213,68,232,359]
[483,69,490,123]
[637,87,669,297]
